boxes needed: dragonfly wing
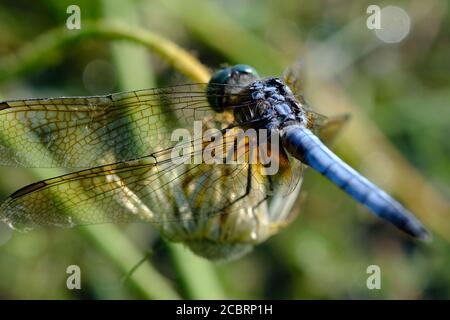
[281,58,307,97]
[0,83,303,239]
[0,84,242,168]
[306,109,350,145]
[0,128,298,243]
[282,60,350,144]
[0,161,261,228]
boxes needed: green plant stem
[158,0,287,75]
[168,243,227,299]
[79,224,180,299]
[0,21,210,84]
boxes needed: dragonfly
[0,64,429,261]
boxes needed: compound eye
[207,67,232,113]
[206,65,259,113]
[209,67,232,86]
[230,64,259,78]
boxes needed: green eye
[209,64,259,87]
[209,67,232,86]
[207,65,259,112]
[231,64,259,78]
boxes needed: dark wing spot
[11,181,48,198]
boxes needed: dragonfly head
[207,64,259,112]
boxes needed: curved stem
[0,21,210,84]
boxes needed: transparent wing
[281,58,307,96]
[0,84,250,168]
[0,128,301,232]
[305,109,350,144]
[282,60,350,143]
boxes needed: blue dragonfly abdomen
[281,124,430,240]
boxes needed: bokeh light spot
[375,6,411,43]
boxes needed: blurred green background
[0,0,449,299]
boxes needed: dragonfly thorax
[233,77,309,131]
[208,65,309,131]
